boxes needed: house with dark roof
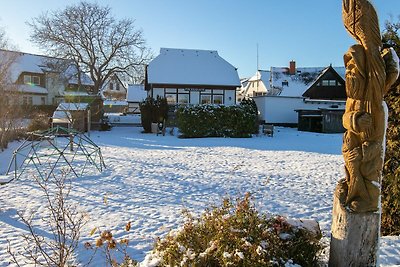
[302,65,346,100]
[146,48,241,106]
[249,61,347,132]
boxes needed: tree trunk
[329,194,380,266]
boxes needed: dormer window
[24,75,40,85]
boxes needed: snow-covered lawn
[0,127,399,266]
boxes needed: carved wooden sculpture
[329,2,399,265]
[336,0,399,213]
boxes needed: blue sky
[1,0,399,78]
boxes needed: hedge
[176,99,258,138]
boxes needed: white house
[126,84,147,113]
[146,48,241,106]
[238,70,280,100]
[101,74,127,100]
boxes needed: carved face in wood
[344,45,367,100]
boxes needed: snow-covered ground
[0,127,399,266]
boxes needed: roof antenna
[256,43,260,93]
[256,43,259,71]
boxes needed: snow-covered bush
[177,100,258,138]
[141,194,323,267]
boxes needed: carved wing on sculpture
[342,0,382,50]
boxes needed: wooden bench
[262,124,274,137]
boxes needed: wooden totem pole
[329,0,399,266]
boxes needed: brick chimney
[289,60,296,75]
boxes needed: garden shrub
[381,18,400,236]
[382,82,400,236]
[177,99,259,138]
[142,194,323,267]
[85,222,138,266]
[240,98,259,134]
[140,97,168,133]
[27,111,50,132]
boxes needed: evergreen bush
[240,98,259,134]
[139,97,168,133]
[176,99,258,138]
[142,194,323,267]
[382,17,400,236]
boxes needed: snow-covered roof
[56,102,89,111]
[63,91,90,96]
[250,70,271,86]
[17,84,48,94]
[0,50,46,83]
[271,67,325,97]
[126,84,147,102]
[0,50,94,87]
[63,65,94,86]
[242,70,279,96]
[104,100,128,106]
[148,48,241,87]
[52,110,72,120]
[244,65,346,98]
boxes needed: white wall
[190,91,200,105]
[46,73,65,105]
[253,96,345,124]
[224,90,235,106]
[19,94,47,105]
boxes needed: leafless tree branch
[28,1,152,94]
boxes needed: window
[116,83,120,91]
[166,88,177,93]
[213,95,223,104]
[109,83,114,90]
[41,97,46,105]
[322,80,336,86]
[178,94,189,104]
[201,95,211,104]
[22,96,27,105]
[24,75,40,85]
[28,97,33,105]
[282,80,289,87]
[166,93,177,104]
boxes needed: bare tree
[8,173,87,266]
[28,1,152,95]
[0,28,23,150]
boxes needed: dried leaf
[90,227,97,236]
[125,221,131,232]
